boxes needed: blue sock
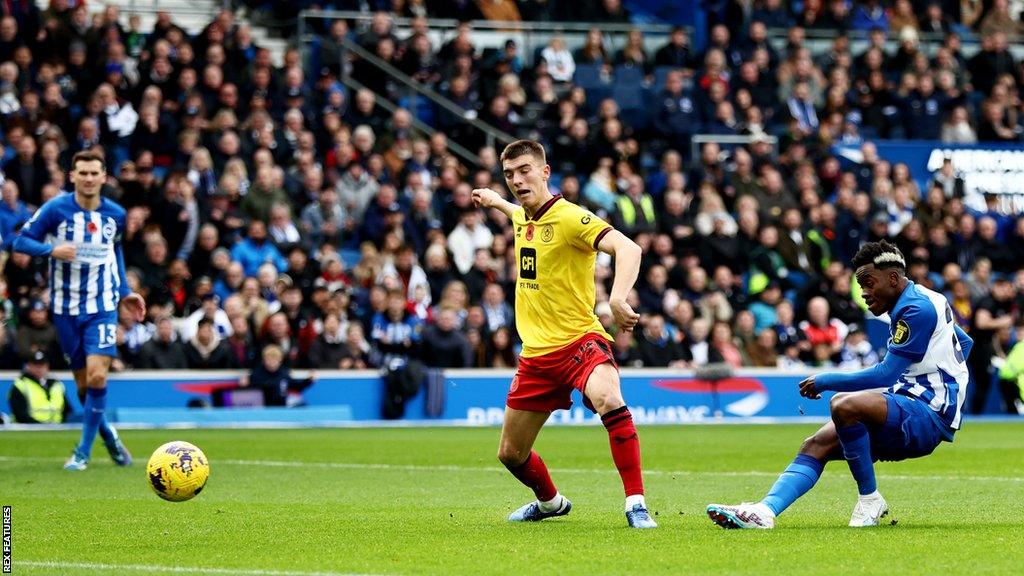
[837,423,877,495]
[761,454,825,516]
[98,417,116,444]
[75,388,107,458]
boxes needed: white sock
[538,493,563,512]
[625,494,646,511]
[859,490,881,501]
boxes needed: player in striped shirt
[13,150,146,471]
[707,240,973,528]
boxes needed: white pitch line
[216,458,1024,484]
[3,455,1017,484]
[16,560,380,576]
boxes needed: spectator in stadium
[447,206,494,275]
[634,314,690,368]
[540,36,575,84]
[15,299,57,362]
[421,307,473,368]
[612,174,658,237]
[746,329,780,368]
[300,187,346,249]
[339,323,378,370]
[800,296,848,362]
[0,180,32,249]
[308,312,349,369]
[969,277,1019,412]
[184,317,238,370]
[6,349,70,424]
[231,220,288,277]
[136,316,188,370]
[709,320,745,368]
[481,325,517,368]
[240,344,315,407]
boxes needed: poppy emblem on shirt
[525,223,534,241]
[86,222,98,234]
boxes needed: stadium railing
[301,26,518,151]
[689,134,779,165]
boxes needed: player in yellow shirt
[472,140,656,529]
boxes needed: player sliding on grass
[707,240,973,528]
[472,140,656,529]
[13,150,146,471]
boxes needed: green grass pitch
[2,423,1023,575]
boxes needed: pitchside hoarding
[0,369,828,424]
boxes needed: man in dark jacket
[421,308,473,368]
[184,318,238,370]
[136,316,188,369]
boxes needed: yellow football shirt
[512,195,614,357]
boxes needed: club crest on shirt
[541,224,553,242]
[102,221,116,240]
[893,319,910,345]
[525,223,534,241]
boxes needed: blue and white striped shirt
[887,281,971,430]
[13,194,130,316]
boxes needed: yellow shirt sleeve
[564,204,613,252]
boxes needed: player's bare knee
[591,390,624,415]
[85,369,107,389]
[497,443,526,467]
[800,432,837,458]
[829,393,859,424]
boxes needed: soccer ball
[146,441,210,502]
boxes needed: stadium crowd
[0,1,1021,414]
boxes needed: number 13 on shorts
[99,324,117,348]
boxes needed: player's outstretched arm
[471,188,518,220]
[799,353,914,399]
[598,229,642,332]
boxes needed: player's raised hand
[121,292,147,323]
[472,188,501,209]
[798,375,822,400]
[609,298,640,332]
[50,243,76,261]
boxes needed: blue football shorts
[53,310,120,370]
[870,391,954,462]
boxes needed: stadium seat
[613,65,644,87]
[573,63,607,89]
[584,86,613,115]
[398,95,437,128]
[651,66,676,93]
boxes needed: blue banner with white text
[832,141,1024,215]
[0,369,830,425]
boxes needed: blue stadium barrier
[2,368,1011,426]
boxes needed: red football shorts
[506,333,617,413]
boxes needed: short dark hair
[852,240,906,271]
[197,317,215,329]
[71,150,106,171]
[500,140,546,165]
